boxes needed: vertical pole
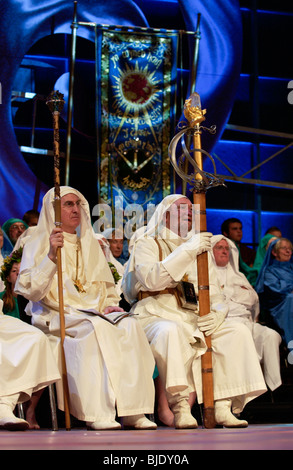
[185,94,216,429]
[47,91,71,431]
[65,0,78,186]
[193,126,216,429]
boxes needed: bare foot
[157,407,175,427]
[24,402,40,430]
[24,390,43,430]
[25,408,40,429]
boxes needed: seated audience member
[103,228,125,277]
[0,299,60,431]
[255,237,293,351]
[94,232,124,298]
[22,209,40,227]
[209,235,282,392]
[0,247,51,429]
[2,218,28,246]
[265,226,282,238]
[0,248,23,319]
[221,217,258,285]
[0,227,13,258]
[0,227,13,291]
[15,186,156,431]
[104,227,129,265]
[13,226,37,251]
[13,211,40,252]
[122,195,267,429]
[253,227,282,273]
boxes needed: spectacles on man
[214,245,230,251]
[10,224,26,231]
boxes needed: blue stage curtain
[0,0,242,220]
[178,0,243,152]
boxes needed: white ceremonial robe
[0,309,60,402]
[212,264,282,391]
[16,233,155,422]
[124,236,267,414]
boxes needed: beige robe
[123,233,267,414]
[209,234,282,391]
[16,233,155,422]
[0,303,60,402]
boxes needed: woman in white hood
[209,234,282,392]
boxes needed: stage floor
[1,424,293,452]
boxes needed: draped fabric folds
[0,0,242,219]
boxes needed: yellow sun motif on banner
[111,62,162,145]
[112,62,161,113]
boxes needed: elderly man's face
[8,222,26,243]
[108,237,124,258]
[61,193,81,233]
[165,197,193,237]
[213,239,230,267]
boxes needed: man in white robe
[0,302,60,430]
[122,195,267,429]
[209,234,282,392]
[15,186,156,430]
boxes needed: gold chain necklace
[73,238,86,293]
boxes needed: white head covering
[209,234,259,319]
[122,194,190,303]
[137,194,191,241]
[19,186,114,285]
[102,227,124,240]
[209,234,252,287]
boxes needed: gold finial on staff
[169,92,224,428]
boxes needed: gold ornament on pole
[169,92,224,429]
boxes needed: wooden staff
[46,90,71,431]
[183,93,216,429]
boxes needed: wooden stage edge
[1,424,293,452]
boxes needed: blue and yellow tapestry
[100,30,178,208]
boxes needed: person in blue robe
[255,238,293,351]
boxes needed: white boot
[215,399,248,428]
[0,394,29,431]
[170,399,198,429]
[123,414,157,430]
[86,419,121,430]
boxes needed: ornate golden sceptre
[46,90,71,431]
[169,92,224,428]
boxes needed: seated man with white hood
[15,186,156,431]
[122,194,267,429]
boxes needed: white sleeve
[15,255,57,302]
[134,239,178,290]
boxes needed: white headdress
[209,234,259,319]
[19,186,114,285]
[122,194,189,303]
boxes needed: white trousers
[140,316,267,414]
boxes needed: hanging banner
[100,29,177,208]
